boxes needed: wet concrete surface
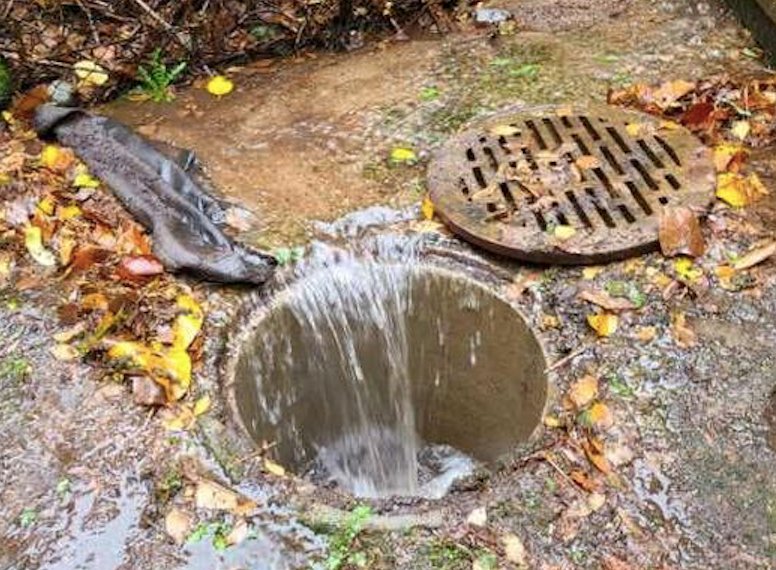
[2,0,776,568]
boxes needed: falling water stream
[231,209,547,498]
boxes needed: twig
[545,342,593,374]
[542,452,585,496]
[129,0,173,31]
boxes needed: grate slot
[466,148,476,162]
[593,168,619,198]
[499,182,517,210]
[482,146,499,171]
[514,180,537,204]
[521,147,539,170]
[472,166,488,188]
[579,116,602,141]
[542,118,564,146]
[606,126,631,153]
[636,139,664,168]
[654,136,681,166]
[459,177,471,197]
[600,145,624,175]
[665,173,681,190]
[659,196,669,205]
[625,181,653,215]
[560,115,573,129]
[498,136,513,154]
[584,188,616,228]
[617,204,636,224]
[525,120,548,150]
[554,210,570,226]
[563,152,587,182]
[565,191,594,228]
[533,211,548,231]
[630,159,659,191]
[571,134,591,156]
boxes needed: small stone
[466,506,487,527]
[501,533,527,565]
[474,8,512,25]
[132,376,166,406]
[165,508,192,544]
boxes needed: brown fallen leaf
[582,437,611,474]
[575,155,601,170]
[569,469,598,492]
[634,326,658,342]
[652,80,696,109]
[568,374,599,408]
[579,289,637,311]
[731,241,776,270]
[116,255,164,281]
[659,207,705,258]
[165,508,192,545]
[194,479,257,515]
[671,311,696,347]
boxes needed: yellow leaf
[587,402,614,429]
[40,145,74,172]
[716,172,767,207]
[714,265,737,290]
[489,124,520,137]
[713,144,747,172]
[24,226,56,267]
[582,266,604,280]
[58,205,82,220]
[73,60,109,86]
[421,196,434,220]
[390,147,417,164]
[58,235,76,266]
[207,75,234,97]
[73,172,100,188]
[731,120,751,141]
[659,120,681,131]
[543,415,562,428]
[51,343,79,361]
[587,313,618,337]
[37,196,56,216]
[193,394,211,416]
[264,459,286,477]
[625,122,654,137]
[108,341,191,400]
[674,257,703,282]
[568,374,599,408]
[553,225,576,240]
[173,295,204,351]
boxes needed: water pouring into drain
[229,241,547,498]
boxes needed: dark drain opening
[227,262,547,498]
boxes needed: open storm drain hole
[227,262,547,498]
[427,104,716,264]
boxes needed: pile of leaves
[0,0,456,101]
[609,74,776,209]
[0,111,207,416]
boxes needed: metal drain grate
[427,104,716,263]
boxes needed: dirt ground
[2,0,776,569]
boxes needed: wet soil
[3,0,776,568]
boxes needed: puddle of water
[228,236,547,498]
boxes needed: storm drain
[427,104,716,263]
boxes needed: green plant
[326,506,372,570]
[0,355,30,383]
[0,56,12,111]
[187,519,233,551]
[424,541,470,569]
[136,49,186,102]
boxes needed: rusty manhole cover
[427,104,716,263]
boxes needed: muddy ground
[2,0,776,569]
